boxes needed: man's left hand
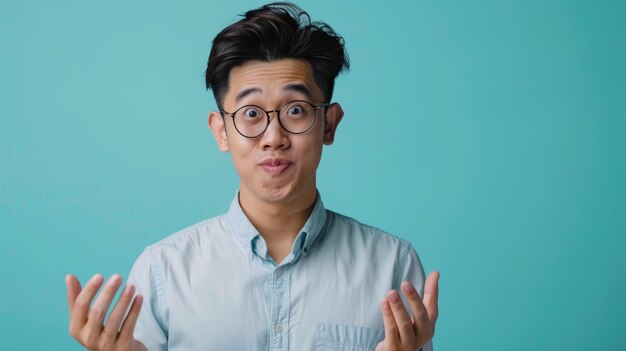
[376,271,440,351]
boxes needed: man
[66,2,439,350]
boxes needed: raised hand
[376,271,440,351]
[66,273,147,351]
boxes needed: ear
[323,103,344,145]
[208,111,230,152]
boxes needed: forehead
[224,59,323,108]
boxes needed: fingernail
[90,274,103,285]
[389,291,400,302]
[402,282,415,293]
[107,275,122,288]
[123,284,135,297]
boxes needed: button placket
[269,266,290,350]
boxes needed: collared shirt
[127,190,433,351]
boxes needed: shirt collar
[226,189,327,263]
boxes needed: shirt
[127,189,433,351]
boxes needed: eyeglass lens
[233,101,316,137]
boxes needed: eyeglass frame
[219,100,331,138]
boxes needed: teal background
[1,0,625,349]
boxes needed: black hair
[204,2,349,109]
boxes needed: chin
[240,166,316,205]
[257,182,298,204]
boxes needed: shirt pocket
[315,322,385,351]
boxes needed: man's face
[208,58,343,205]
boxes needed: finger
[118,294,143,341]
[422,271,440,324]
[104,283,136,336]
[387,289,416,344]
[66,274,82,315]
[71,274,104,328]
[401,280,429,326]
[380,298,400,348]
[85,274,123,330]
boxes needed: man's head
[205,1,349,109]
[205,2,349,206]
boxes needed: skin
[65,58,440,350]
[376,273,440,351]
[65,273,146,351]
[208,58,343,262]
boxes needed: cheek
[295,137,323,174]
[227,135,255,175]
[304,122,325,161]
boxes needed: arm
[125,246,169,351]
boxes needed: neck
[238,184,317,245]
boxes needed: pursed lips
[258,158,293,176]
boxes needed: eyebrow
[234,88,261,104]
[283,84,313,101]
[234,83,313,104]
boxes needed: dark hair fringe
[204,2,350,108]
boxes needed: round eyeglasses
[220,100,330,138]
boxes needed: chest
[163,254,396,350]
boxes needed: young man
[66,2,439,350]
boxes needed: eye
[288,106,303,115]
[242,107,261,118]
[286,105,306,116]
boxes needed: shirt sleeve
[126,246,168,351]
[397,240,434,351]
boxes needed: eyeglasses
[220,100,329,138]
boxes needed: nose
[260,111,290,150]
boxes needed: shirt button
[275,324,283,332]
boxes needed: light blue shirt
[127,190,433,351]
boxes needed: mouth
[258,158,293,176]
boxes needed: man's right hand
[66,273,147,351]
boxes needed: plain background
[1,0,625,349]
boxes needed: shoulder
[322,209,421,290]
[140,214,228,261]
[325,209,412,252]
